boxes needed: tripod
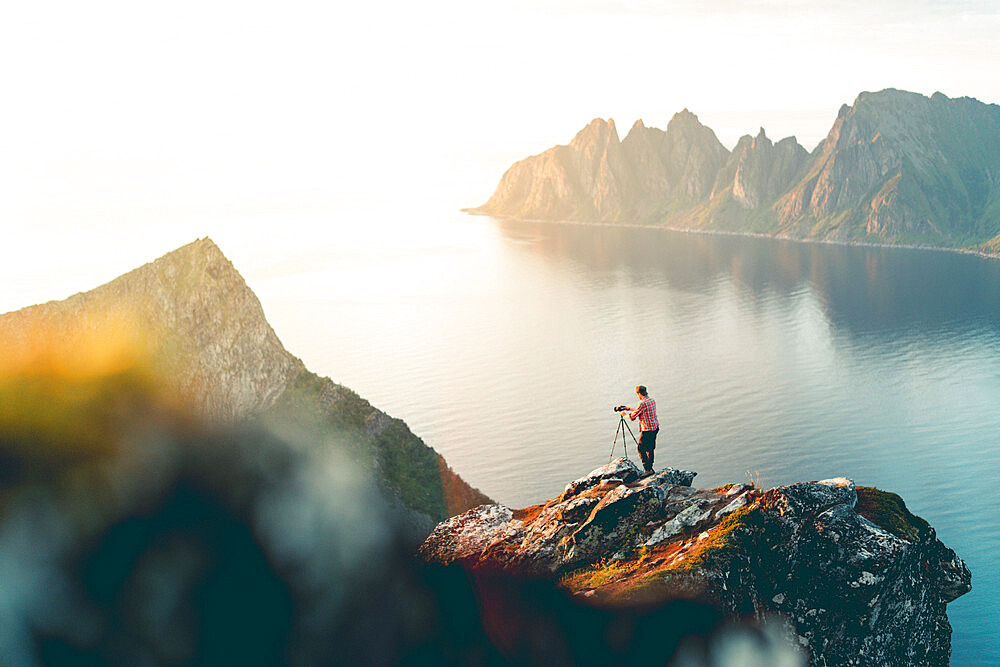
[609,412,640,462]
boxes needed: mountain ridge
[0,237,490,529]
[471,89,1000,255]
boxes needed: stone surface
[561,457,642,500]
[638,466,698,489]
[420,458,702,575]
[420,462,971,666]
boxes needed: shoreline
[461,208,1000,263]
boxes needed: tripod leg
[609,418,622,462]
[622,418,642,463]
[623,419,640,447]
[620,416,629,460]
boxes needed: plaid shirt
[629,397,659,431]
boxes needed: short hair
[636,385,647,396]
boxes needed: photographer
[622,385,659,476]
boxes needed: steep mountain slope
[472,89,1000,253]
[476,118,634,222]
[0,238,489,528]
[711,129,810,210]
[420,458,971,666]
[774,89,1000,245]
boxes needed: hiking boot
[640,470,655,479]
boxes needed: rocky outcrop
[472,88,1000,253]
[420,459,971,666]
[0,238,489,527]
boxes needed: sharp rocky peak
[570,118,620,148]
[0,237,302,423]
[666,107,708,132]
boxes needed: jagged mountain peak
[774,87,1000,242]
[666,107,709,131]
[1,238,301,423]
[570,117,620,148]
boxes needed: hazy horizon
[5,0,1000,314]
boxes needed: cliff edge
[420,457,970,666]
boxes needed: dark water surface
[261,216,1000,665]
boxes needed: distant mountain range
[470,89,1000,254]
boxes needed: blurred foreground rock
[0,368,803,666]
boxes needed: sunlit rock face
[473,88,1000,253]
[774,89,1000,244]
[420,460,971,666]
[477,111,729,224]
[477,118,638,222]
[0,238,299,423]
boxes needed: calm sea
[254,212,1000,665]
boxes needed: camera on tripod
[609,405,638,461]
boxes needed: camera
[614,405,629,413]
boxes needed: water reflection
[495,221,1000,338]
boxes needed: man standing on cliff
[624,385,659,476]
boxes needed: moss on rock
[855,486,929,542]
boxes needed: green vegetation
[373,419,449,521]
[264,369,450,522]
[264,369,373,464]
[855,486,929,542]
[560,550,650,591]
[666,506,761,573]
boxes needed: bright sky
[3,0,1000,312]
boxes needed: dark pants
[638,429,658,472]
